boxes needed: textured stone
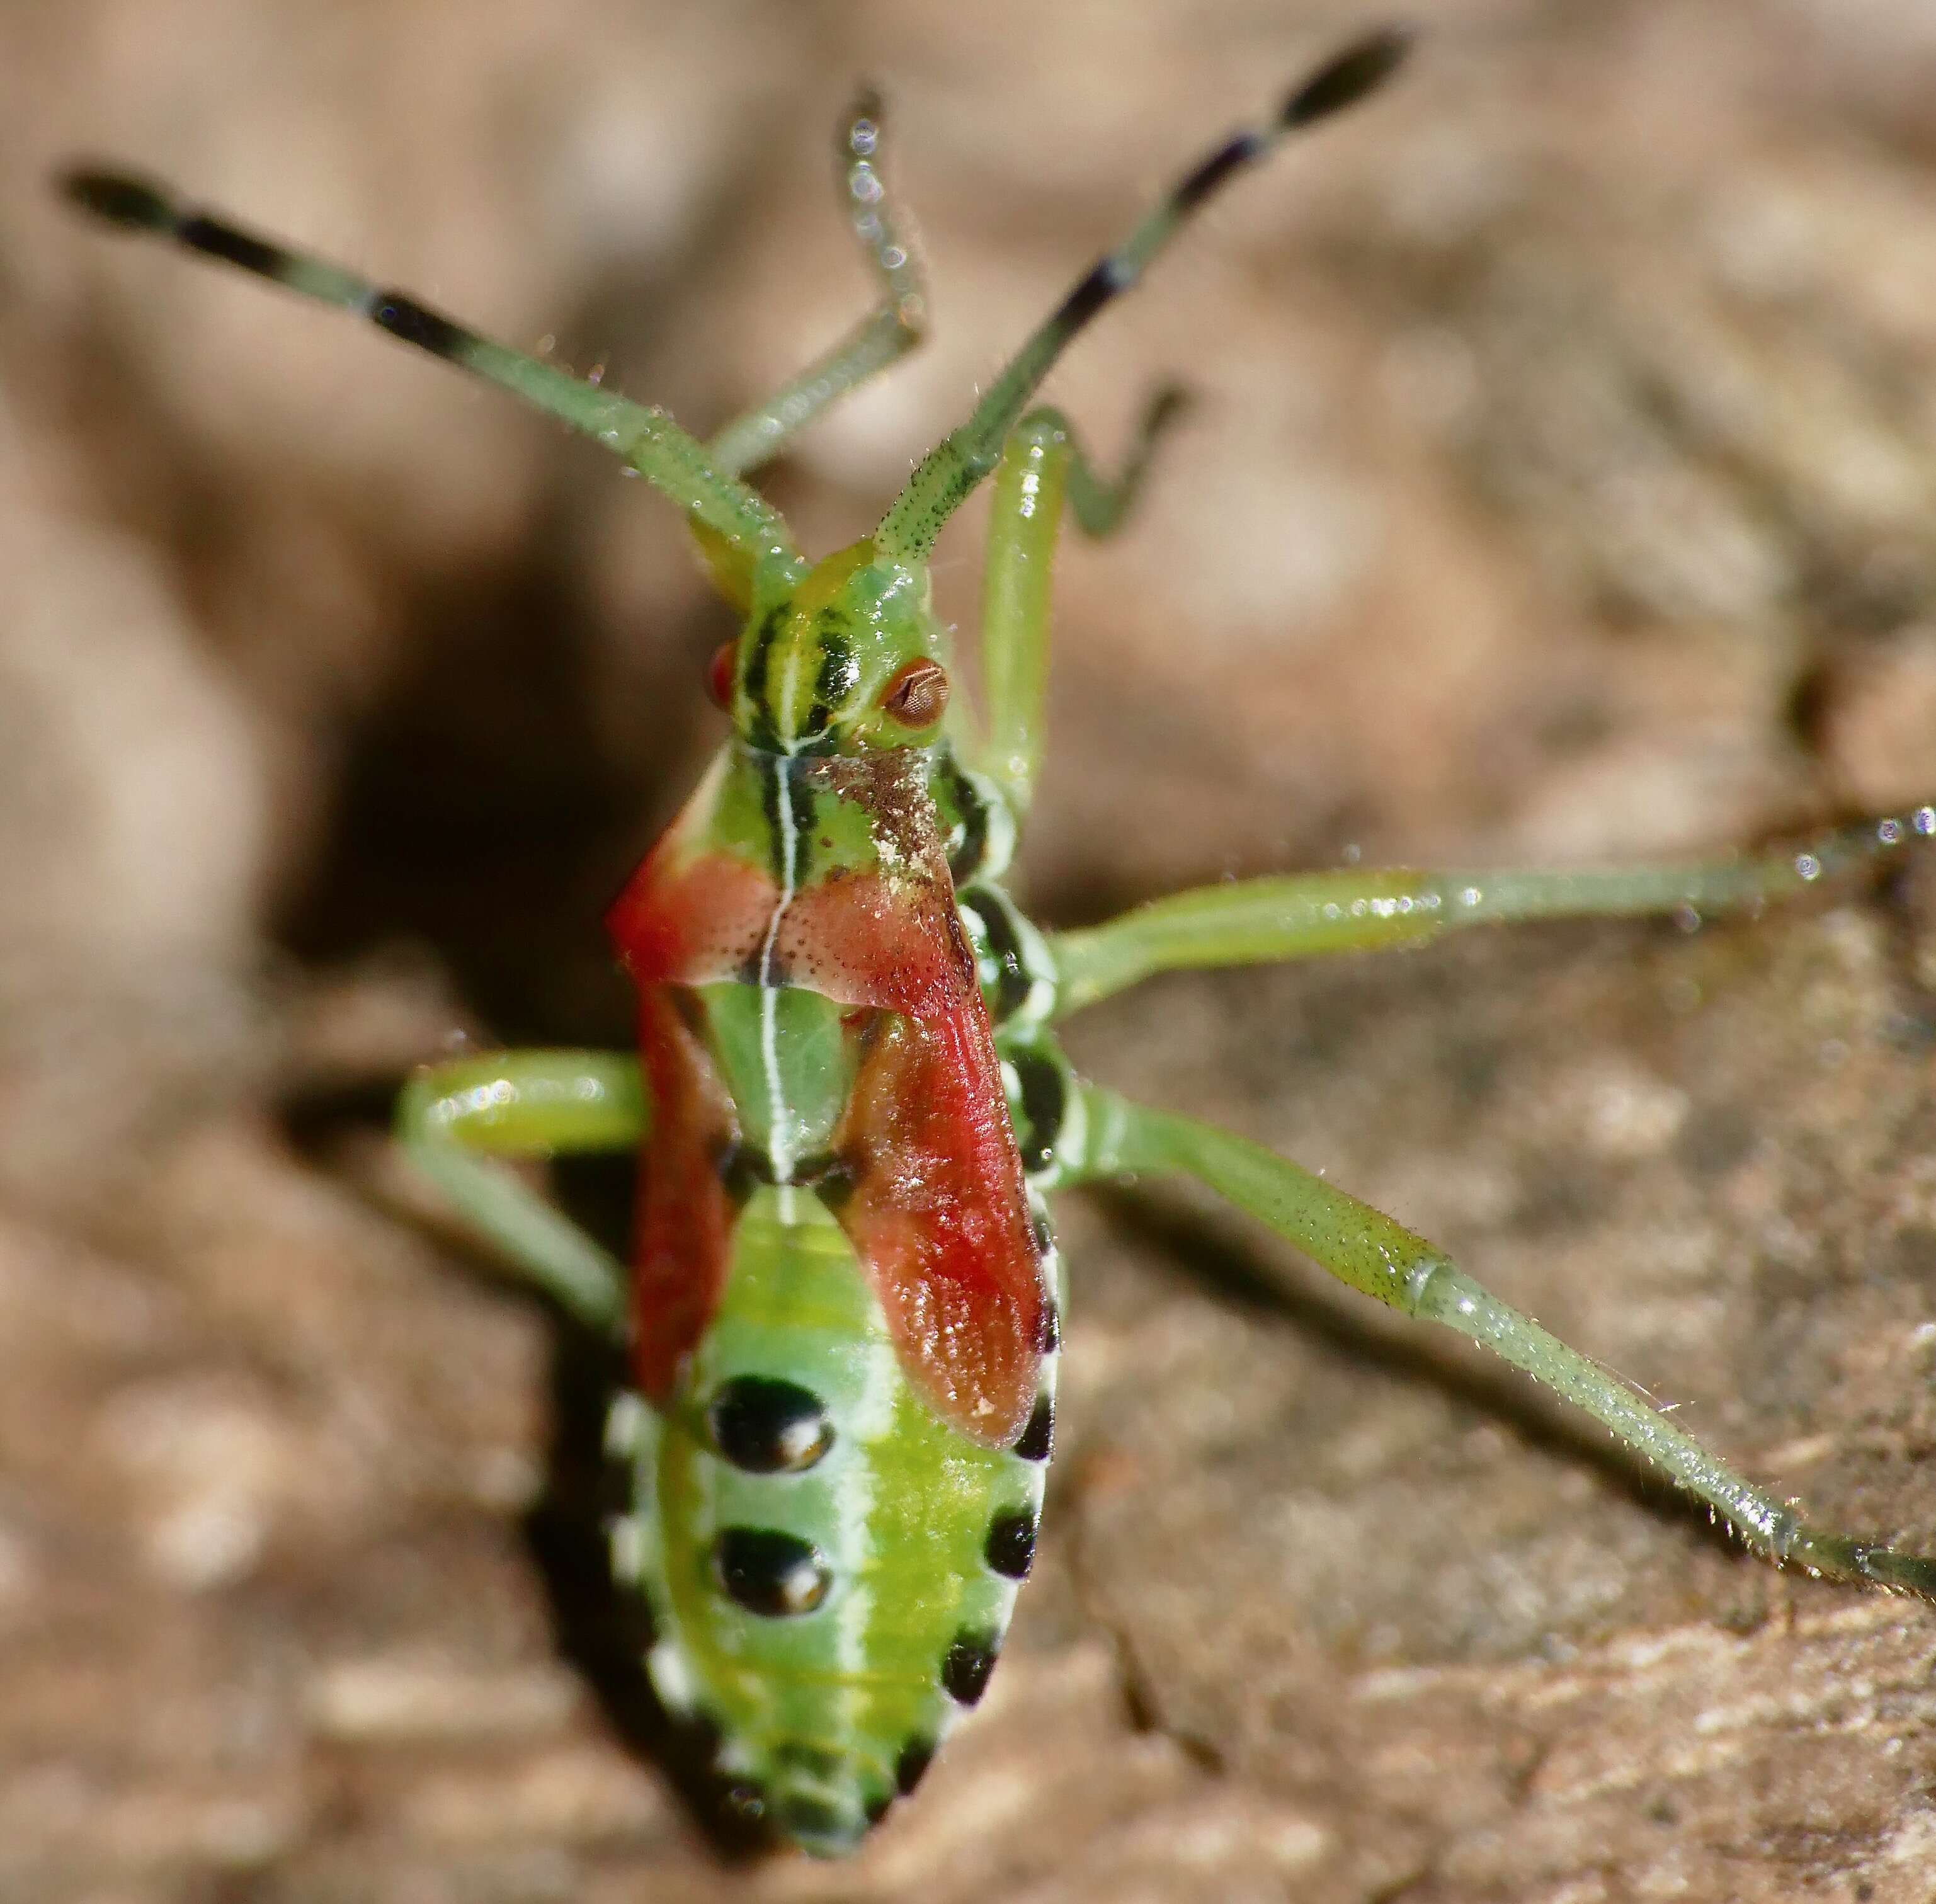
[8,3,1936,1899]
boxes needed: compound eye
[880,658,949,727]
[705,639,738,710]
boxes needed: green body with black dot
[71,23,1936,1862]
[605,1175,1059,1847]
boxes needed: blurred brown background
[5,2,1936,1898]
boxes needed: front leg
[396,1049,646,1342]
[974,397,1187,812]
[1063,1080,1936,1600]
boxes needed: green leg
[396,1051,647,1341]
[62,172,792,568]
[875,28,1407,561]
[1069,1081,1936,1600]
[705,93,928,480]
[1049,806,1936,1016]
[976,393,1187,809]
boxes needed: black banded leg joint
[368,291,471,358]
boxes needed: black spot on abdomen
[713,1528,833,1617]
[707,1375,835,1474]
[942,1630,1000,1706]
[1013,1394,1054,1463]
[984,1507,1037,1580]
[895,1736,936,1795]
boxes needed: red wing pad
[606,749,974,1015]
[609,849,972,1020]
[629,986,740,1405]
[606,849,777,988]
[834,1004,1046,1447]
[608,744,1042,1444]
[768,871,972,1017]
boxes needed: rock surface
[6,3,1936,1899]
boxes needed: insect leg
[875,26,1408,562]
[1066,1081,1936,1600]
[1048,806,1936,1016]
[705,91,928,479]
[59,169,793,567]
[977,396,1187,809]
[396,1049,646,1340]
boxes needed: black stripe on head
[739,602,786,751]
[1280,26,1411,128]
[1171,132,1263,216]
[773,1740,847,1780]
[371,291,472,359]
[799,618,854,741]
[814,620,858,707]
[61,169,175,233]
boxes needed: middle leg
[1047,807,1936,1015]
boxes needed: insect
[62,25,1936,1860]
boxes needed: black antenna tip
[1280,25,1414,129]
[59,166,176,233]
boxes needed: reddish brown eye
[705,639,737,710]
[880,659,949,727]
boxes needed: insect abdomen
[607,1185,1056,1854]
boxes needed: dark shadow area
[271,505,710,1048]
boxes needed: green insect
[64,26,1936,1859]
